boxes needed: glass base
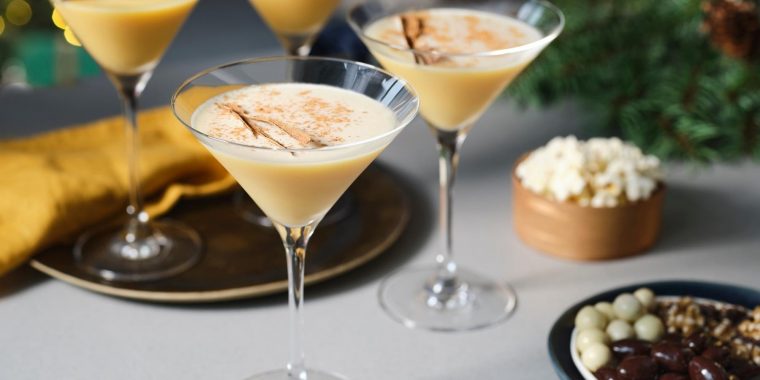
[73,220,202,282]
[378,266,517,332]
[234,189,355,227]
[245,369,347,380]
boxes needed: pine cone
[702,0,760,60]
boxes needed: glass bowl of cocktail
[348,0,564,331]
[172,56,418,380]
[248,0,341,56]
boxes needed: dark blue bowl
[548,280,760,380]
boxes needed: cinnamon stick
[399,13,444,65]
[218,102,326,149]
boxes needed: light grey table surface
[1,2,759,379]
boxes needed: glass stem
[427,128,468,306]
[112,73,152,247]
[281,35,313,57]
[274,222,317,380]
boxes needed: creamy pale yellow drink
[54,0,196,75]
[192,83,396,226]
[364,8,543,130]
[249,0,339,38]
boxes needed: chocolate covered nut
[684,332,707,354]
[608,319,636,341]
[617,355,658,380]
[634,314,665,342]
[659,373,688,380]
[651,341,694,373]
[583,342,613,372]
[594,367,620,380]
[689,356,728,380]
[611,339,652,359]
[634,288,655,311]
[702,346,730,366]
[596,302,618,321]
[662,333,683,343]
[614,294,644,322]
[577,328,611,353]
[577,305,609,330]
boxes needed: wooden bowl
[512,165,665,261]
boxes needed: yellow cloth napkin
[0,106,236,277]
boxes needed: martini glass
[238,0,345,227]
[53,0,201,281]
[349,0,564,331]
[249,0,341,56]
[172,57,418,380]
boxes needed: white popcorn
[516,136,662,207]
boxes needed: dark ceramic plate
[548,281,760,380]
[30,164,410,303]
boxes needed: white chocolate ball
[595,302,617,321]
[606,319,635,341]
[576,328,610,353]
[613,293,644,321]
[575,305,608,330]
[582,342,612,372]
[634,314,664,342]
[634,288,656,310]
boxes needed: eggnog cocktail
[249,0,339,39]
[53,0,201,282]
[363,8,543,130]
[192,83,396,226]
[54,0,196,75]
[173,57,418,380]
[350,1,564,331]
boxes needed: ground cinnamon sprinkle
[198,84,391,151]
[378,9,538,59]
[222,97,348,148]
[465,16,503,50]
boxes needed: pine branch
[509,0,760,162]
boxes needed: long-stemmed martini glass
[349,0,564,331]
[173,56,418,379]
[53,0,202,281]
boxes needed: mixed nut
[573,288,760,380]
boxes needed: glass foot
[245,369,347,380]
[74,220,202,282]
[378,266,517,332]
[234,188,355,227]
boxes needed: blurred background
[0,0,368,89]
[2,0,760,163]
[0,0,99,88]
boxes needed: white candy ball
[594,302,617,321]
[634,314,664,342]
[606,319,635,341]
[581,342,612,372]
[613,293,643,322]
[634,288,656,310]
[576,328,610,353]
[575,305,608,330]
